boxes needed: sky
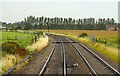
[0,0,119,23]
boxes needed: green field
[1,31,34,48]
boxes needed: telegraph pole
[47,22,50,36]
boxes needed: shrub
[79,33,88,38]
[2,41,19,54]
[2,41,27,56]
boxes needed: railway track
[38,42,56,76]
[60,39,67,76]
[63,36,120,75]
[60,37,96,75]
[38,36,67,76]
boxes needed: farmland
[1,31,34,48]
[41,30,118,37]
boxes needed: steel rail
[66,37,120,75]
[60,39,67,76]
[78,42,120,75]
[65,38,98,76]
[38,43,56,76]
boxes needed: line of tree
[23,16,116,30]
[1,16,117,30]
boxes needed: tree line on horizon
[1,16,117,30]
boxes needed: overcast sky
[0,0,119,23]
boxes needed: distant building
[106,25,118,31]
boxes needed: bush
[2,41,19,54]
[79,33,88,38]
[2,41,27,56]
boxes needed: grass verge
[26,35,49,53]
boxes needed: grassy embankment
[0,31,49,75]
[41,30,119,63]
